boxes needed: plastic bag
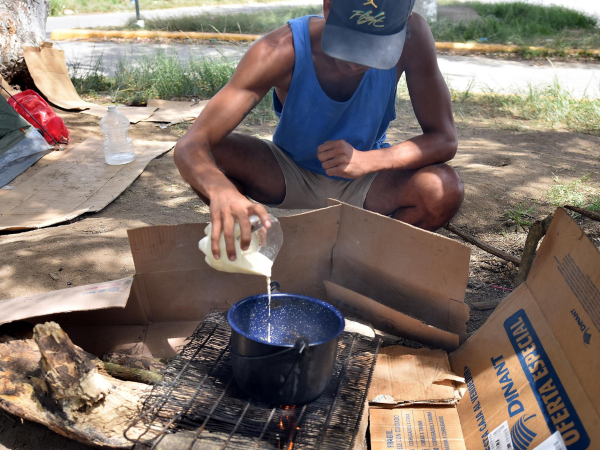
[8,90,69,144]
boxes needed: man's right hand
[208,188,272,262]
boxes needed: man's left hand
[317,140,372,179]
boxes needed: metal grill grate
[125,311,380,450]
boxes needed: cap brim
[321,25,406,70]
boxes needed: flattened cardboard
[325,281,460,350]
[369,346,463,406]
[0,278,132,325]
[370,407,466,450]
[0,136,174,231]
[330,203,471,341]
[0,77,20,100]
[23,44,157,123]
[81,103,157,124]
[142,99,208,123]
[450,209,600,450]
[24,44,89,111]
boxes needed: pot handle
[230,337,308,361]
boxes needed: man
[174,0,463,262]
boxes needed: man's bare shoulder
[242,24,296,80]
[398,13,437,73]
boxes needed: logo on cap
[350,10,385,27]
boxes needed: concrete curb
[50,29,600,55]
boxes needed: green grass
[126,6,323,34]
[546,174,600,208]
[49,0,289,16]
[431,1,600,50]
[504,203,536,230]
[69,50,276,122]
[71,52,600,134]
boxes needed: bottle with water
[99,105,135,165]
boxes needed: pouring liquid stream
[267,276,271,343]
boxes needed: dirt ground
[0,101,599,448]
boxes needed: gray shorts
[264,140,378,210]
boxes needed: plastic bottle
[198,214,283,277]
[99,105,135,165]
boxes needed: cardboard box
[0,202,471,357]
[369,208,600,450]
[1,205,598,450]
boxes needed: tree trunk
[0,0,50,83]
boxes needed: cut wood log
[0,322,150,448]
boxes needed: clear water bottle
[99,105,135,165]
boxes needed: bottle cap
[107,105,116,111]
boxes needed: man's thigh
[210,133,286,205]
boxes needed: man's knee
[419,164,464,222]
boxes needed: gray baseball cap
[322,0,416,70]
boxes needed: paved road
[46,0,323,35]
[54,40,600,98]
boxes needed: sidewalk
[55,40,600,98]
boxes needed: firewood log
[0,322,150,448]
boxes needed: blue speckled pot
[228,293,345,406]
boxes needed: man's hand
[317,140,374,179]
[208,188,271,262]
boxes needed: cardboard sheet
[370,407,466,450]
[0,136,174,231]
[142,99,208,123]
[0,278,132,325]
[24,43,89,111]
[23,44,157,123]
[325,281,460,350]
[369,346,463,406]
[450,209,600,450]
[330,203,471,342]
[0,77,20,100]
[81,103,157,124]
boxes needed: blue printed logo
[510,415,537,450]
[504,310,590,450]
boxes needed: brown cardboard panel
[80,103,157,124]
[24,44,89,110]
[369,346,462,405]
[145,321,201,358]
[0,278,132,325]
[331,203,470,341]
[525,208,600,410]
[142,99,208,123]
[450,283,600,450]
[127,206,341,301]
[370,407,466,450]
[135,269,266,323]
[0,136,174,231]
[325,281,459,350]
[1,77,20,100]
[62,324,149,358]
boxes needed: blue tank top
[272,15,397,180]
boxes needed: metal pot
[228,293,345,406]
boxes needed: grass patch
[127,6,323,34]
[70,50,276,123]
[50,0,288,16]
[398,75,600,135]
[431,1,600,50]
[546,174,600,208]
[504,203,536,230]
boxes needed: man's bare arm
[318,14,457,178]
[174,26,294,260]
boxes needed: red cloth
[9,90,69,144]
